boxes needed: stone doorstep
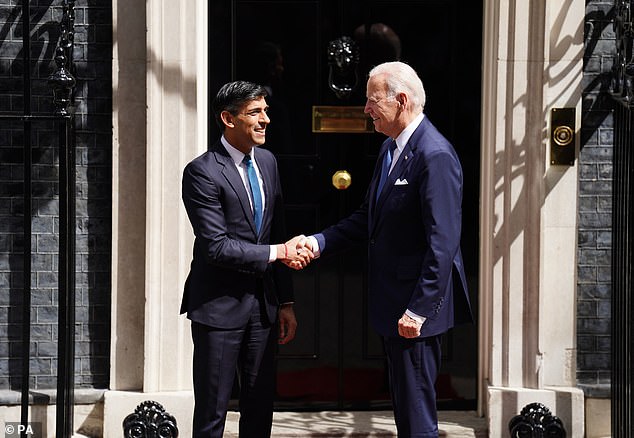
[224,411,488,437]
[0,389,105,405]
[1,390,487,437]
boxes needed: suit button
[370,239,375,245]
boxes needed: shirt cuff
[405,309,426,325]
[307,236,321,258]
[269,245,277,263]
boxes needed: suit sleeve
[182,159,270,273]
[408,150,463,317]
[317,196,370,256]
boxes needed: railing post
[610,1,634,437]
[47,1,77,436]
[19,1,32,435]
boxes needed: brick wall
[0,0,112,391]
[578,0,614,394]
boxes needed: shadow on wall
[0,1,112,392]
[582,6,615,146]
[1,0,62,392]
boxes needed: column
[107,0,208,436]
[479,0,585,436]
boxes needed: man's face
[364,74,399,137]
[224,96,270,152]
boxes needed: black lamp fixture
[610,0,634,107]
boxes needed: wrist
[404,309,425,324]
[276,244,286,260]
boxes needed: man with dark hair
[181,80,311,437]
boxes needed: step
[224,410,488,437]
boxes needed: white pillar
[144,0,207,394]
[108,0,207,435]
[479,0,585,436]
[111,0,147,392]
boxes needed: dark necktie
[243,154,263,234]
[376,140,397,201]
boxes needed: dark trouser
[191,299,276,438]
[383,334,443,438]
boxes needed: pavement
[224,410,488,437]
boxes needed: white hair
[368,61,426,111]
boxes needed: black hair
[212,81,268,131]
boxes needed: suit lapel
[212,142,258,235]
[375,143,414,210]
[369,139,391,211]
[371,117,428,234]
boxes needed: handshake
[275,235,316,270]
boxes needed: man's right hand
[277,235,314,270]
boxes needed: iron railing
[0,1,77,437]
[610,104,633,437]
[610,1,634,436]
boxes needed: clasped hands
[276,235,315,270]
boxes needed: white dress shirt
[389,112,424,174]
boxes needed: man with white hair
[301,61,473,436]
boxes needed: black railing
[0,1,77,437]
[610,0,634,107]
[611,103,634,437]
[610,1,634,436]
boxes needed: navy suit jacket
[180,141,293,329]
[316,116,472,338]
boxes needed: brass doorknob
[332,170,352,190]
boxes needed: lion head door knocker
[327,36,360,100]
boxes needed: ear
[397,93,408,109]
[220,110,235,129]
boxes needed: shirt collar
[393,112,425,152]
[221,135,254,166]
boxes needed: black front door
[209,0,481,410]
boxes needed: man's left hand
[278,304,297,344]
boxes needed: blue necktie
[243,154,263,234]
[376,140,397,201]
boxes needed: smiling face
[222,96,270,153]
[364,74,401,138]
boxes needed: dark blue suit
[181,141,292,437]
[315,116,472,436]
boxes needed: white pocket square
[395,178,409,185]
